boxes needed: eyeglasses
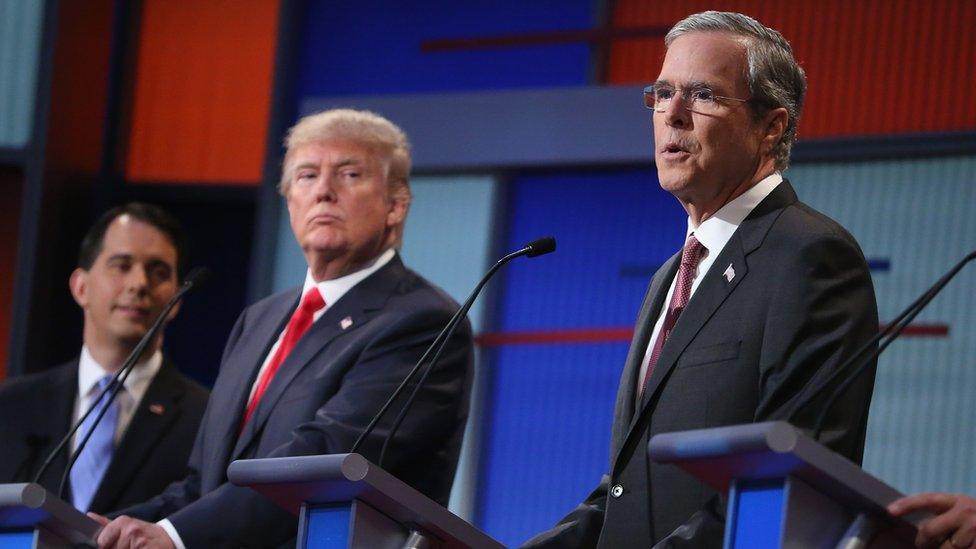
[643,84,749,114]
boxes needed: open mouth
[660,142,691,159]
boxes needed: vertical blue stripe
[788,156,976,497]
[478,168,686,545]
[0,0,44,147]
[728,480,785,549]
[400,175,497,521]
[304,504,351,547]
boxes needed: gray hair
[279,108,412,201]
[666,11,806,170]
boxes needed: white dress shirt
[73,346,162,450]
[635,173,783,403]
[160,247,396,549]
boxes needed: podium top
[0,483,99,545]
[649,421,911,523]
[229,453,503,549]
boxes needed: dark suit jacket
[121,254,474,548]
[0,358,209,514]
[524,181,879,548]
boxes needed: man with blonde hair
[96,109,474,548]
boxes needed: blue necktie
[70,376,119,511]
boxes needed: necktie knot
[680,235,705,267]
[299,288,325,315]
[95,375,115,393]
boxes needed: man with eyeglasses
[524,11,878,548]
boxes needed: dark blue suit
[524,181,878,547]
[0,359,208,514]
[121,255,473,547]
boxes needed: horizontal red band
[475,323,949,347]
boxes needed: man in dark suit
[95,109,473,548]
[0,203,209,514]
[525,11,878,548]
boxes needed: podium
[649,421,922,548]
[228,453,502,549]
[0,483,99,548]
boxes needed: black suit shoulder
[0,363,75,484]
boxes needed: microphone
[792,251,975,440]
[32,267,210,500]
[350,237,557,462]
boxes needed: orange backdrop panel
[608,0,976,139]
[126,0,279,184]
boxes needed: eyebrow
[653,79,715,90]
[292,158,365,173]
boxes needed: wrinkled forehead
[659,31,750,91]
[287,139,389,170]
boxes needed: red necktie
[641,235,705,395]
[242,288,325,426]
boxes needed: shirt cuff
[156,519,186,549]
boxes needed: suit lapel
[612,180,798,470]
[211,292,297,475]
[230,256,405,461]
[90,361,184,511]
[610,252,679,452]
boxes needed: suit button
[610,484,624,498]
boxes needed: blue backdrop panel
[296,0,593,98]
[0,0,43,147]
[478,169,686,546]
[788,156,976,497]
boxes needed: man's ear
[69,268,89,308]
[385,185,410,228]
[166,300,181,323]
[762,107,789,155]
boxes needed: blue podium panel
[301,504,352,548]
[0,530,34,549]
[726,479,785,549]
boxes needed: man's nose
[126,265,150,291]
[662,95,691,128]
[312,174,338,202]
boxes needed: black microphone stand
[806,251,975,439]
[351,238,556,462]
[30,268,208,501]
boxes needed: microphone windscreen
[183,267,212,289]
[525,236,556,257]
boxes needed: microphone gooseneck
[350,237,556,463]
[801,251,975,440]
[31,267,209,501]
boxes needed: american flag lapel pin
[340,316,353,330]
[149,403,165,415]
[723,263,736,283]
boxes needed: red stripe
[475,323,949,347]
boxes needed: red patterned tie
[242,288,325,426]
[641,235,706,395]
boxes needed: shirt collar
[687,173,783,253]
[301,248,396,308]
[78,345,163,398]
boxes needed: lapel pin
[340,316,353,330]
[723,263,736,283]
[149,403,165,415]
